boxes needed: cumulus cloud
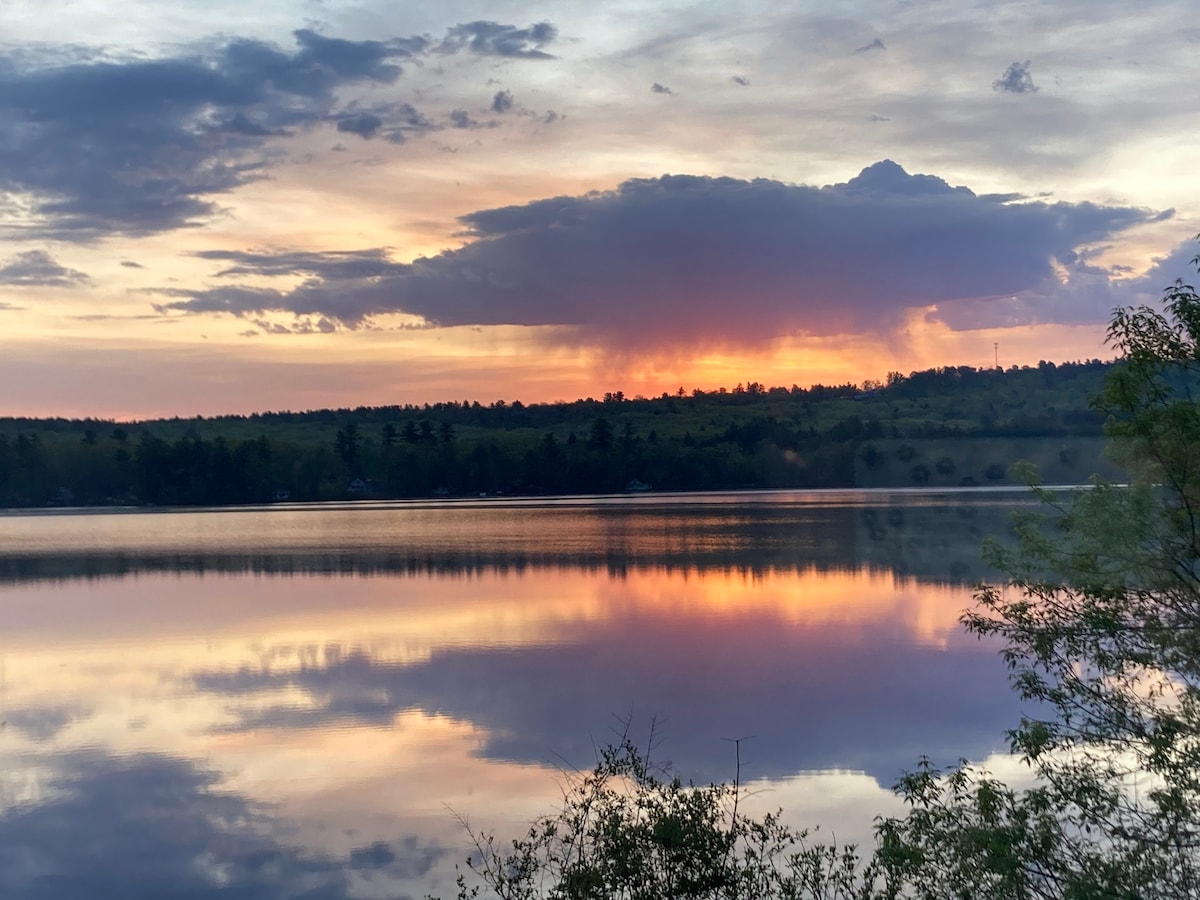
[441,21,558,58]
[388,103,438,142]
[336,103,437,143]
[936,238,1194,331]
[0,23,555,240]
[491,89,514,113]
[151,161,1168,350]
[993,60,1038,93]
[0,249,92,287]
[449,107,493,129]
[335,111,384,138]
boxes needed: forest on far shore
[0,360,1127,508]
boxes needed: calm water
[0,489,1043,899]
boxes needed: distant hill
[0,360,1123,508]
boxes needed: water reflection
[0,492,1038,897]
[0,750,446,900]
[174,568,1015,784]
[0,489,1036,584]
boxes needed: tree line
[0,359,1113,507]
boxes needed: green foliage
[0,361,1117,507]
[446,734,883,900]
[879,242,1200,898]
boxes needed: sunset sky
[2,0,1198,419]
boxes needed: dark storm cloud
[993,60,1038,93]
[936,238,1195,331]
[0,751,447,899]
[0,249,91,287]
[441,21,558,59]
[151,161,1164,348]
[0,23,552,240]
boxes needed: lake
[0,489,1045,899]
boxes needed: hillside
[0,360,1123,507]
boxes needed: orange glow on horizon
[0,309,1114,419]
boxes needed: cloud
[336,112,384,138]
[491,89,514,113]
[650,82,673,95]
[441,21,558,59]
[194,247,399,279]
[449,108,492,129]
[855,38,886,53]
[383,103,438,143]
[335,103,436,143]
[0,23,553,240]
[3,705,89,741]
[191,605,1021,785]
[0,751,447,898]
[935,238,1196,331]
[217,111,291,137]
[151,161,1166,351]
[0,250,92,287]
[993,60,1038,93]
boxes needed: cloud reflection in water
[0,495,1038,896]
[0,751,446,899]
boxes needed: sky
[1,0,1198,419]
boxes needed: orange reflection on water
[0,562,1014,899]
[0,565,972,692]
[0,563,993,809]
